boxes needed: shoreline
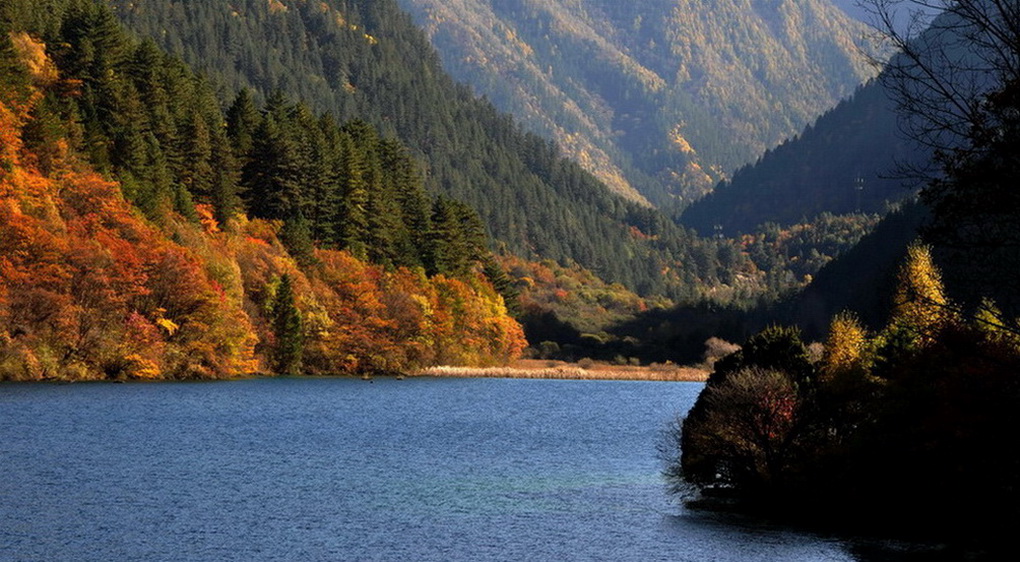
[413,360,709,382]
[2,361,709,384]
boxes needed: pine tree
[335,130,369,257]
[270,274,303,376]
[309,113,344,244]
[226,88,260,162]
[179,111,214,202]
[242,115,302,220]
[364,153,401,265]
[426,197,486,277]
[380,137,430,267]
[482,256,521,317]
[281,212,315,266]
[209,128,242,227]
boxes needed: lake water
[0,377,946,561]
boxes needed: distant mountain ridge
[396,0,877,206]
[830,0,942,34]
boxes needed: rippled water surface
[1,377,939,561]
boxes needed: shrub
[681,367,802,493]
[710,325,815,388]
[703,336,740,367]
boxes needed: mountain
[680,79,927,236]
[679,2,978,237]
[395,0,877,206]
[99,0,753,300]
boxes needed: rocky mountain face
[396,0,877,206]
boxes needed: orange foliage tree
[1,90,258,380]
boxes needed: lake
[0,377,946,561]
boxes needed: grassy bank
[414,360,708,382]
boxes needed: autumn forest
[0,0,526,381]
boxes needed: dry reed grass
[413,361,708,382]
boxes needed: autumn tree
[681,367,802,493]
[889,242,952,347]
[821,311,869,380]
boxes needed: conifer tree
[209,128,242,227]
[335,130,369,257]
[226,89,260,162]
[242,115,302,220]
[179,111,214,202]
[313,114,345,244]
[270,274,303,376]
[482,256,521,317]
[380,137,430,267]
[281,212,315,266]
[364,154,402,265]
[426,197,486,277]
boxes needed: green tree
[226,89,261,162]
[270,274,303,376]
[426,197,486,277]
[334,129,369,257]
[242,115,302,220]
[179,111,214,202]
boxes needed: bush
[703,337,740,367]
[711,325,815,388]
[681,367,801,492]
[538,340,561,359]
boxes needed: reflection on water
[0,377,958,561]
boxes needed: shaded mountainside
[681,80,928,236]
[778,200,928,340]
[99,0,746,300]
[396,0,876,206]
[680,2,951,238]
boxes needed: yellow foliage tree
[822,311,868,381]
[890,242,952,347]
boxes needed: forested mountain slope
[681,80,927,236]
[99,0,745,299]
[0,2,526,380]
[679,2,958,237]
[396,0,877,206]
